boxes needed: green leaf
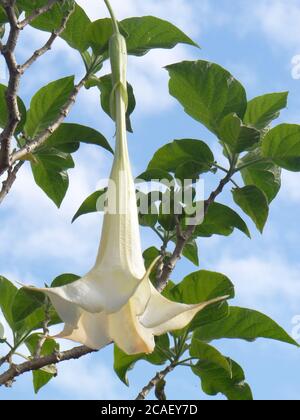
[218,113,260,154]
[147,139,214,174]
[166,270,234,330]
[190,339,231,374]
[262,123,300,171]
[195,307,299,347]
[25,76,75,138]
[0,276,18,329]
[26,334,59,394]
[114,335,170,385]
[121,16,198,56]
[60,4,91,52]
[175,161,208,183]
[0,6,7,25]
[182,239,199,266]
[244,92,288,130]
[88,16,198,57]
[88,75,136,133]
[51,273,80,288]
[31,148,74,207]
[166,60,247,134]
[195,202,250,238]
[138,191,159,228]
[0,84,27,134]
[18,0,64,29]
[239,151,281,203]
[136,169,173,185]
[72,189,107,223]
[143,247,161,270]
[192,358,253,400]
[20,1,91,52]
[46,123,113,154]
[12,288,45,325]
[232,186,269,233]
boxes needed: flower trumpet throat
[23,21,229,355]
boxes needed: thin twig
[18,0,62,29]
[135,364,174,400]
[34,300,51,359]
[0,345,97,387]
[19,5,75,73]
[11,75,89,163]
[0,161,23,204]
[156,170,234,292]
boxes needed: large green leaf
[18,0,62,28]
[232,186,269,233]
[195,202,250,238]
[190,339,231,374]
[19,1,90,52]
[0,277,18,329]
[72,189,107,223]
[166,270,234,330]
[88,16,197,56]
[147,139,214,175]
[166,60,247,134]
[0,84,27,134]
[26,334,59,394]
[25,76,75,138]
[244,92,288,130]
[114,335,170,385]
[60,4,91,52]
[192,358,253,400]
[239,150,281,203]
[46,123,113,154]
[195,307,299,346]
[121,16,198,56]
[218,113,260,154]
[31,148,74,207]
[262,123,300,171]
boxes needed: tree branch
[0,161,23,204]
[18,0,62,29]
[11,75,88,163]
[19,5,75,73]
[135,364,174,400]
[156,170,234,292]
[0,1,21,174]
[0,345,97,387]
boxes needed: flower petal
[109,301,155,355]
[56,311,112,350]
[140,283,228,333]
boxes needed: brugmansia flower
[24,27,228,355]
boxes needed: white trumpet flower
[24,19,228,355]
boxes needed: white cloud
[255,0,300,51]
[216,254,300,313]
[281,171,300,203]
[50,356,129,400]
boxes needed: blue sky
[1,0,300,400]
